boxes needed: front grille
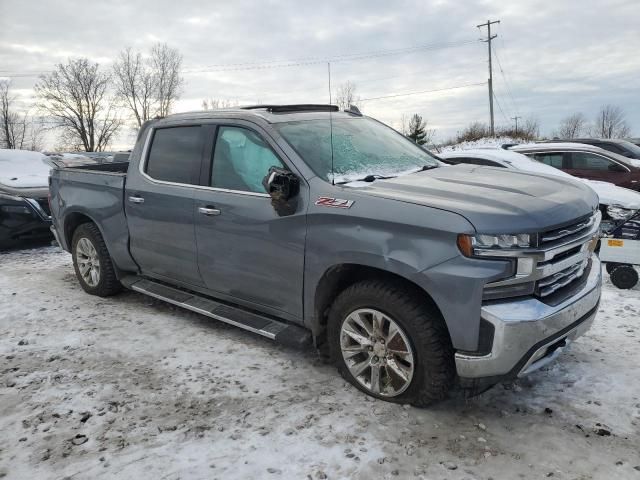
[540,213,597,245]
[536,258,589,297]
[618,220,640,240]
[535,212,598,300]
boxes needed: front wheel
[71,223,122,297]
[328,280,455,407]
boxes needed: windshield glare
[275,117,439,183]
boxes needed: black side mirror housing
[263,167,300,201]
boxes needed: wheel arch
[311,263,451,350]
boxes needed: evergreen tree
[407,113,427,145]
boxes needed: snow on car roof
[440,147,640,209]
[510,142,637,166]
[439,147,575,178]
[0,149,51,189]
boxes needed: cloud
[0,0,638,148]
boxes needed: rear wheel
[328,280,454,407]
[609,265,639,290]
[71,223,122,296]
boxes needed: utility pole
[477,19,500,136]
[512,115,521,135]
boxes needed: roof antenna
[328,62,335,186]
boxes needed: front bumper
[455,254,601,380]
[0,193,52,247]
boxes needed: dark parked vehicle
[511,142,640,192]
[0,150,53,248]
[50,105,602,406]
[541,138,640,160]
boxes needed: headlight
[606,205,636,221]
[457,233,532,256]
[0,194,33,216]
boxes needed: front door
[193,123,307,320]
[125,125,205,287]
[566,151,630,186]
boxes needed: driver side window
[211,126,285,193]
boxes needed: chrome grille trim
[537,259,589,297]
[541,214,597,244]
[483,211,600,301]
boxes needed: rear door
[192,122,307,320]
[125,125,205,287]
[566,151,630,184]
[528,151,568,173]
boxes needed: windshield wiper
[414,164,439,172]
[337,174,396,184]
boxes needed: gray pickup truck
[50,105,602,406]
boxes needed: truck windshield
[275,117,440,183]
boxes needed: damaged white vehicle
[438,148,640,232]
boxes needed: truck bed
[49,162,138,272]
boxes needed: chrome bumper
[455,254,601,379]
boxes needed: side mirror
[263,167,300,201]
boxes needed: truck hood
[356,165,598,233]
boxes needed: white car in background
[438,147,640,232]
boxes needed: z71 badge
[315,196,355,209]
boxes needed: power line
[491,44,519,116]
[492,90,510,124]
[182,40,479,73]
[359,82,486,102]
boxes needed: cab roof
[158,104,363,125]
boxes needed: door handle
[198,206,221,216]
[128,196,145,204]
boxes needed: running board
[121,276,311,348]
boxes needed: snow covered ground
[1,246,639,480]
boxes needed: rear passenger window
[532,153,564,168]
[211,126,285,193]
[146,126,203,184]
[570,152,614,171]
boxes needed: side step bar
[121,276,311,348]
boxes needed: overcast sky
[1,0,639,148]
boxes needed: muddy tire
[71,223,122,297]
[328,280,455,407]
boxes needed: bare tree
[152,43,184,117]
[113,47,156,127]
[1,80,26,149]
[201,98,237,110]
[399,113,409,136]
[456,122,490,142]
[556,113,587,139]
[335,81,361,110]
[0,79,44,150]
[114,43,185,125]
[35,58,122,152]
[592,105,630,138]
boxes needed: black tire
[609,265,639,290]
[71,223,122,297]
[328,280,455,407]
[605,262,623,275]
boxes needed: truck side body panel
[49,167,138,273]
